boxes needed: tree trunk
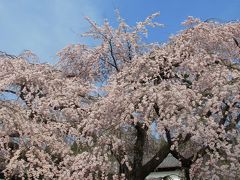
[181,159,192,180]
[121,140,170,180]
[184,168,191,180]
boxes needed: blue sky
[0,0,239,63]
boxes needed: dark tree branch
[0,89,17,95]
[126,41,132,61]
[165,128,186,161]
[153,102,193,180]
[0,51,17,59]
[233,37,239,48]
[219,100,230,125]
[108,39,119,72]
[140,141,170,179]
[225,113,240,131]
[100,57,117,68]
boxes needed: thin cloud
[0,0,109,62]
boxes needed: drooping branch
[109,143,131,176]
